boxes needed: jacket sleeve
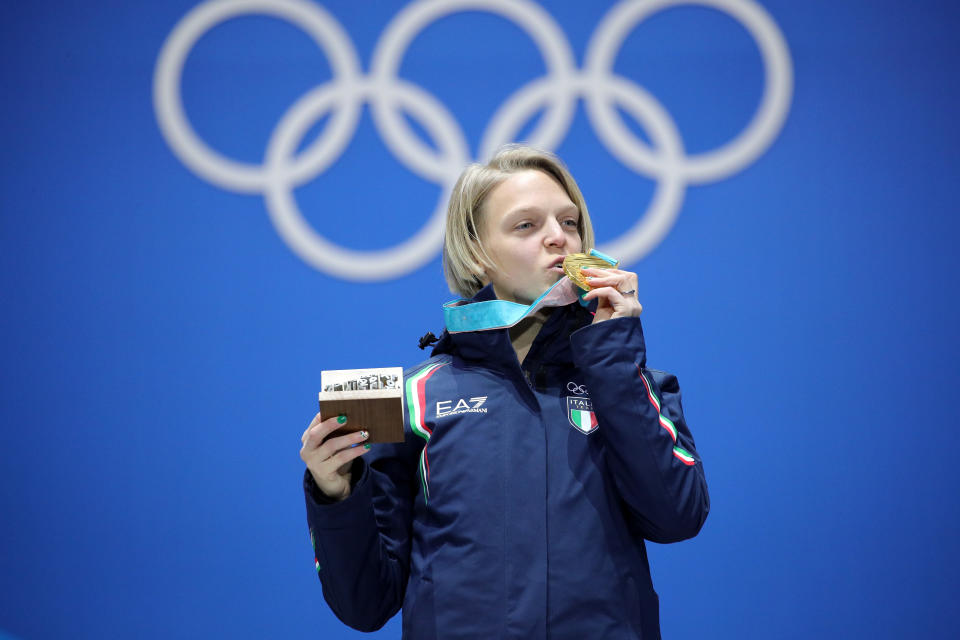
[570,316,710,543]
[303,419,422,631]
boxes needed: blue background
[2,1,958,638]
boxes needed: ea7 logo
[436,397,488,418]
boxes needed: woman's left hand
[580,267,643,324]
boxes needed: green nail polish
[337,414,347,424]
[363,444,371,450]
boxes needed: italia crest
[567,397,598,434]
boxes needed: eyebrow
[503,204,580,219]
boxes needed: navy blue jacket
[304,291,709,638]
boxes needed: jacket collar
[431,284,594,371]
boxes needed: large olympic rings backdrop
[153,0,793,281]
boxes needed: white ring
[591,76,686,265]
[370,0,577,181]
[264,82,453,278]
[153,0,794,280]
[153,0,362,193]
[584,0,793,183]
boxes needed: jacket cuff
[302,459,374,528]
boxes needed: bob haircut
[443,145,595,299]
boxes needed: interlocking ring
[567,381,588,395]
[154,0,793,281]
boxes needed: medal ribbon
[442,249,618,333]
[443,278,581,333]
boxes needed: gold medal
[563,252,620,291]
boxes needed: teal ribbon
[443,249,618,333]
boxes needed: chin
[525,281,559,303]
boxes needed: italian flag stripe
[572,409,597,429]
[638,369,677,441]
[659,414,678,442]
[419,451,430,501]
[311,531,320,572]
[673,446,696,465]
[406,363,443,442]
[405,362,445,503]
[638,366,694,463]
[640,371,662,412]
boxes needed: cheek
[569,231,583,253]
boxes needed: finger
[582,287,623,316]
[328,440,373,469]
[303,414,349,450]
[582,286,643,317]
[581,267,636,280]
[582,285,633,307]
[582,285,620,303]
[582,274,627,289]
[580,267,630,279]
[302,411,325,444]
[580,267,619,280]
[316,429,370,461]
[301,428,366,464]
[587,276,620,289]
[582,268,636,288]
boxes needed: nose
[543,218,567,248]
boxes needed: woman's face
[478,170,583,305]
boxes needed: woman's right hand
[300,412,371,501]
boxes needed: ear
[470,253,491,282]
[475,264,490,286]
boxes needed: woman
[300,145,709,639]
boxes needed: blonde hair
[442,145,595,298]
